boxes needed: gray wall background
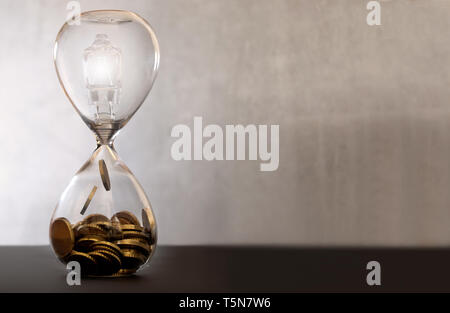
[2,0,450,246]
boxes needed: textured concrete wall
[1,0,450,246]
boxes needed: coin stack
[50,209,155,276]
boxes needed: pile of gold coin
[50,209,155,276]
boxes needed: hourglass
[49,10,160,277]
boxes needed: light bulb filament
[83,34,122,123]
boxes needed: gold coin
[50,217,75,258]
[98,159,111,191]
[72,221,82,239]
[93,221,123,240]
[83,213,109,225]
[111,268,137,277]
[74,236,103,252]
[142,207,156,244]
[77,224,108,237]
[141,207,154,232]
[93,220,113,230]
[80,186,97,215]
[88,251,110,263]
[90,241,123,258]
[121,249,147,270]
[122,231,149,242]
[67,251,97,276]
[96,249,122,272]
[87,251,114,276]
[88,250,121,276]
[112,211,140,226]
[120,224,144,233]
[108,225,123,241]
[72,221,83,229]
[115,239,151,257]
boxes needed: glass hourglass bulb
[50,10,160,277]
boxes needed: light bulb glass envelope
[55,10,160,143]
[50,10,159,277]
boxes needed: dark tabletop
[0,245,449,292]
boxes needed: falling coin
[80,186,97,215]
[98,159,111,191]
[50,217,75,258]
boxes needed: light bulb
[54,10,160,144]
[83,34,122,121]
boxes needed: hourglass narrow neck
[91,121,124,146]
[92,141,119,160]
[82,113,128,147]
[96,135,115,148]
